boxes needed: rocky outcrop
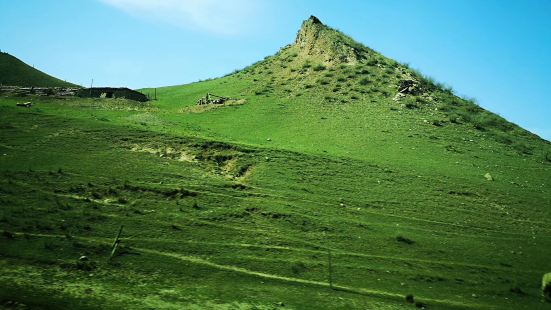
[294,16,365,65]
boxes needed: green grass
[0,52,77,87]
[1,17,551,309]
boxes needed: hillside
[0,52,76,87]
[1,16,551,310]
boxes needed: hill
[0,16,550,309]
[0,52,76,87]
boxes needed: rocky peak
[293,16,365,65]
[295,16,325,48]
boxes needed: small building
[77,87,148,102]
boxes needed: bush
[403,102,418,109]
[396,235,415,244]
[472,112,513,132]
[512,142,533,155]
[359,78,370,85]
[291,261,307,274]
[313,64,326,71]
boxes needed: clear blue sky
[1,0,550,141]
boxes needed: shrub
[2,230,15,239]
[359,78,370,85]
[291,261,307,274]
[494,133,513,145]
[512,142,533,155]
[313,64,326,71]
[405,294,414,304]
[396,235,415,244]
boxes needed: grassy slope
[1,18,551,309]
[0,52,76,87]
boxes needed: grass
[1,16,551,310]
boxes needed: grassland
[1,17,551,309]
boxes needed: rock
[484,173,494,181]
[76,256,95,271]
[393,92,405,102]
[16,102,32,108]
[398,79,418,95]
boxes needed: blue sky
[1,0,550,141]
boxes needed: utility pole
[154,88,157,100]
[90,78,94,97]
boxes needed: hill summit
[294,15,366,65]
[0,52,76,87]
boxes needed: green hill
[0,52,76,87]
[0,16,550,309]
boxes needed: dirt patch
[130,144,196,163]
[126,139,257,182]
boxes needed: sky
[1,0,550,141]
